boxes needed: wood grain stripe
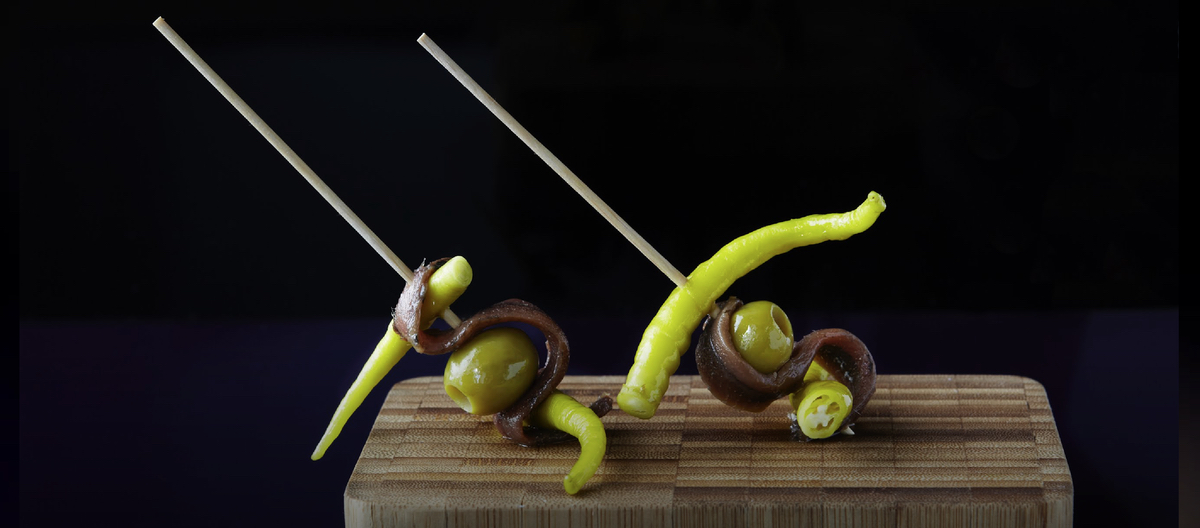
[346,375,1072,527]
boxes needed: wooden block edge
[392,376,440,388]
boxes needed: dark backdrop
[15,1,1180,527]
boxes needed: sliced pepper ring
[794,328,877,436]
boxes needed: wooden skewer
[417,34,689,288]
[153,18,461,327]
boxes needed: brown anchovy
[695,297,876,439]
[393,258,612,447]
[796,328,877,432]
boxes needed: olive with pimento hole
[730,300,795,375]
[443,328,539,416]
[391,259,612,494]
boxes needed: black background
[15,1,1180,527]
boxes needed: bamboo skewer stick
[153,17,461,327]
[417,34,689,288]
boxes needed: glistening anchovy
[394,258,611,447]
[695,297,876,439]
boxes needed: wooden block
[345,375,1073,528]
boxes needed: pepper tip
[867,191,886,211]
[563,475,581,495]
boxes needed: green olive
[731,300,794,374]
[443,327,539,415]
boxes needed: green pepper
[311,256,472,460]
[803,359,834,383]
[617,192,886,419]
[529,389,607,495]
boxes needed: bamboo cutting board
[345,375,1072,528]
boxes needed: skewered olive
[443,327,539,415]
[730,301,794,374]
[696,297,876,442]
[694,297,810,412]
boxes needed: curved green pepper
[529,389,607,494]
[311,256,473,460]
[617,192,886,419]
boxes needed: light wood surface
[346,375,1072,527]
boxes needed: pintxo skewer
[151,18,455,322]
[153,20,611,493]
[419,35,886,437]
[152,18,465,460]
[417,34,688,288]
